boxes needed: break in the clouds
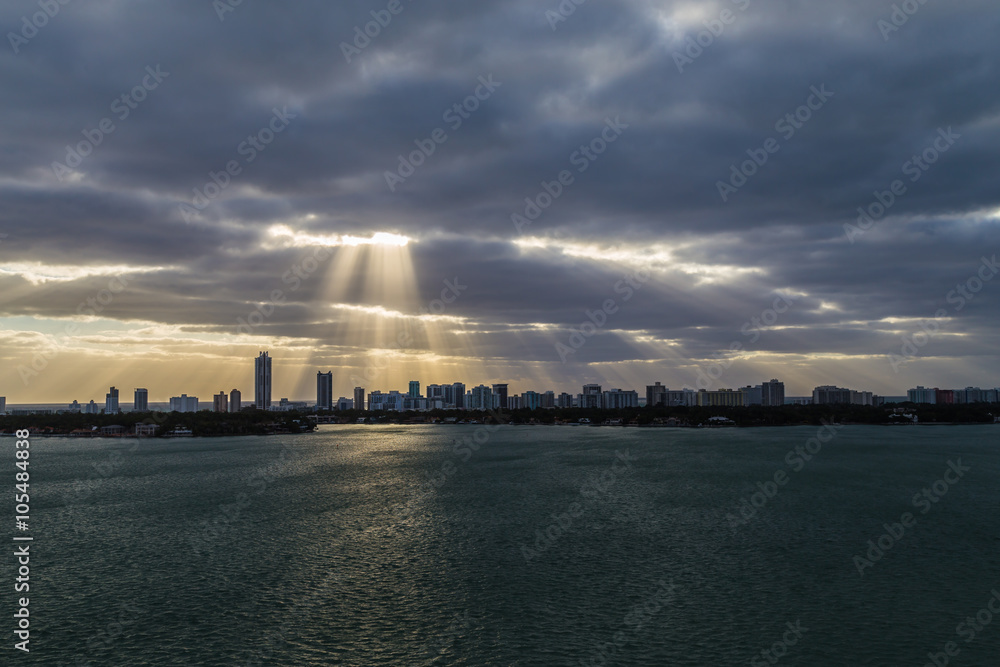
[1,0,998,402]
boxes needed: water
[3,425,998,666]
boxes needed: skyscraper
[105,386,119,414]
[762,379,785,406]
[470,385,494,410]
[169,394,199,413]
[408,381,421,398]
[492,384,508,410]
[451,382,466,409]
[229,389,242,412]
[646,382,667,407]
[255,351,271,410]
[134,388,148,412]
[317,372,333,410]
[214,392,228,412]
[354,386,366,411]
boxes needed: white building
[169,394,199,413]
[105,386,120,414]
[907,386,937,404]
[602,389,640,409]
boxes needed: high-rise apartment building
[646,382,667,407]
[762,379,785,406]
[408,381,421,398]
[469,385,494,410]
[255,351,272,410]
[105,386,119,414]
[741,385,763,406]
[317,372,333,410]
[697,388,744,407]
[133,388,148,412]
[213,392,228,413]
[907,386,937,404]
[229,389,241,412]
[579,384,603,409]
[354,386,366,411]
[169,394,199,413]
[814,386,849,404]
[451,382,466,409]
[492,384,508,410]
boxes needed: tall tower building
[646,382,667,408]
[229,389,242,412]
[255,351,272,410]
[214,392,228,413]
[492,384,508,410]
[354,386,366,411]
[451,382,466,409]
[762,379,785,407]
[134,388,148,412]
[408,381,421,398]
[105,386,120,414]
[317,372,333,410]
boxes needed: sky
[1,0,998,404]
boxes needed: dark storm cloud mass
[2,0,999,391]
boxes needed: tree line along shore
[1,403,996,437]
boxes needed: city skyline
[3,351,996,410]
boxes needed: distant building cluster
[906,386,999,404]
[2,350,998,416]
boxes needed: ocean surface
[2,425,999,666]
